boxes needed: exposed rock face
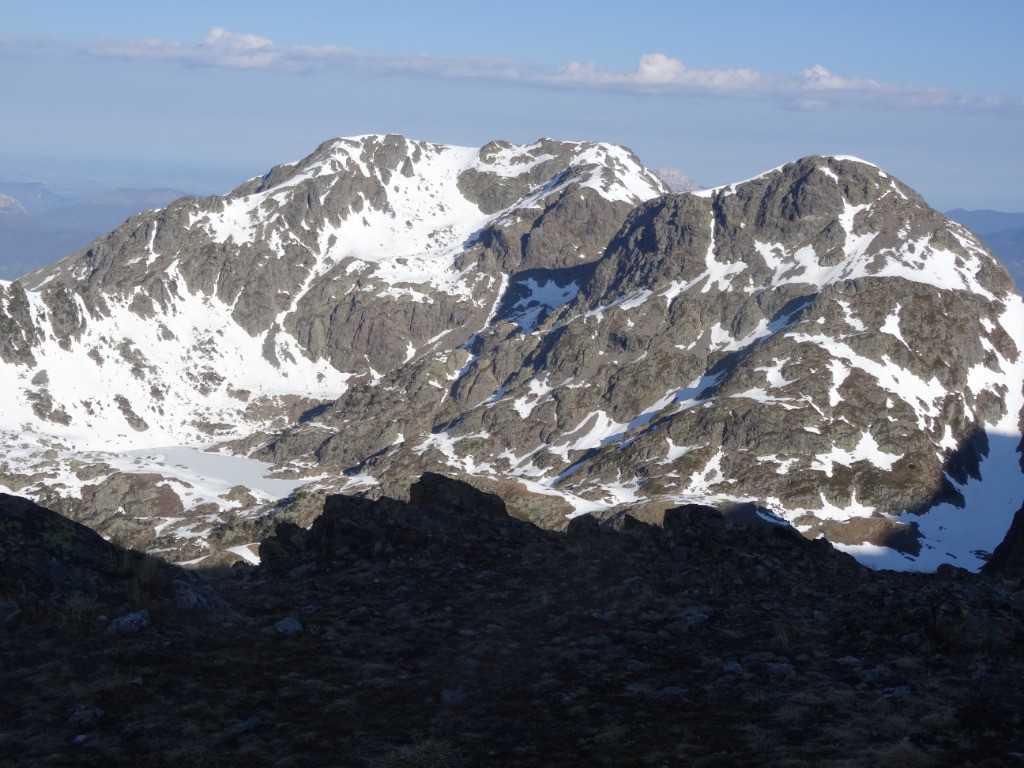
[0,493,227,616]
[0,138,1020,571]
[33,472,185,551]
[982,502,1024,576]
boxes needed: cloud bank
[85,27,524,81]
[84,28,1021,114]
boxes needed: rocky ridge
[0,137,1021,571]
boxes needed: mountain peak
[653,166,703,193]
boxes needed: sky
[3,0,1023,211]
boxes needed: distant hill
[946,209,1024,236]
[0,185,188,279]
[0,224,102,278]
[653,166,703,193]
[0,181,72,215]
[946,209,1024,291]
[40,187,188,231]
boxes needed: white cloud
[801,64,877,91]
[556,53,765,91]
[0,35,55,50]
[85,26,524,81]
[82,28,1022,115]
[87,27,354,72]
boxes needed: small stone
[0,601,21,627]
[881,686,911,700]
[225,716,263,735]
[67,705,104,728]
[659,686,687,697]
[274,617,303,634]
[440,688,466,704]
[286,563,317,579]
[741,651,778,665]
[172,580,232,617]
[625,659,654,672]
[674,606,712,627]
[858,665,896,685]
[624,682,655,696]
[107,609,150,635]
[764,662,797,680]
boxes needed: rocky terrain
[2,477,1024,767]
[0,135,1021,572]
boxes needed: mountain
[0,181,72,215]
[946,208,1024,291]
[34,187,189,232]
[983,227,1024,287]
[0,135,1020,572]
[0,221,101,280]
[653,166,703,193]
[0,193,29,219]
[946,209,1024,235]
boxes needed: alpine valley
[1,134,1022,571]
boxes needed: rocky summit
[0,135,1021,571]
[3,477,1024,767]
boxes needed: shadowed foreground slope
[2,476,1023,767]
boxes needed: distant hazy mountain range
[653,167,703,193]
[946,209,1024,291]
[0,183,188,279]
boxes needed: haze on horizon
[2,0,1023,212]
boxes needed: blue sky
[3,0,1023,210]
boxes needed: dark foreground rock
[983,502,1024,577]
[2,476,1023,766]
[0,493,229,618]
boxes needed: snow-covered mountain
[0,135,1020,571]
[0,193,29,219]
[4,135,664,448]
[653,167,703,193]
